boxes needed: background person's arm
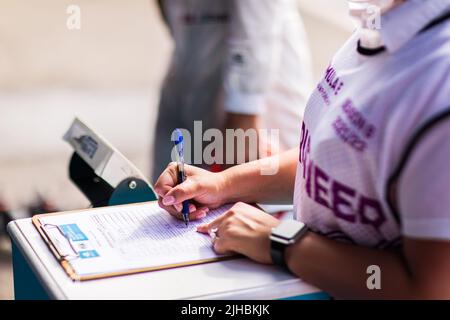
[222,113,262,166]
[222,0,286,163]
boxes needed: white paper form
[38,202,232,277]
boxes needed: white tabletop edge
[189,278,320,300]
[7,220,67,300]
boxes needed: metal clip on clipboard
[40,223,79,261]
[64,118,158,208]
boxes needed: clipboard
[32,201,237,282]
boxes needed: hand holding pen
[154,134,227,223]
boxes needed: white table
[8,218,328,300]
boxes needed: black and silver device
[270,220,308,271]
[64,118,158,208]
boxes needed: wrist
[215,169,235,204]
[219,166,253,204]
[284,231,313,275]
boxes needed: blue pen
[173,129,190,227]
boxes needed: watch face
[272,220,305,240]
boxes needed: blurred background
[0,0,352,299]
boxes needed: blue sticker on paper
[79,250,100,259]
[60,224,88,242]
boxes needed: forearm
[220,148,298,204]
[223,112,261,166]
[285,232,421,299]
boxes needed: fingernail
[163,196,175,205]
[174,203,182,212]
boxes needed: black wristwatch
[270,220,308,271]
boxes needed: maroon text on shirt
[299,121,386,230]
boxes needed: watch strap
[270,238,290,271]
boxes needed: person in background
[0,200,9,235]
[155,0,450,299]
[152,0,312,181]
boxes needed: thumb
[162,179,200,205]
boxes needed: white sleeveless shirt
[294,1,450,248]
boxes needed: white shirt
[160,0,312,150]
[294,1,450,248]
